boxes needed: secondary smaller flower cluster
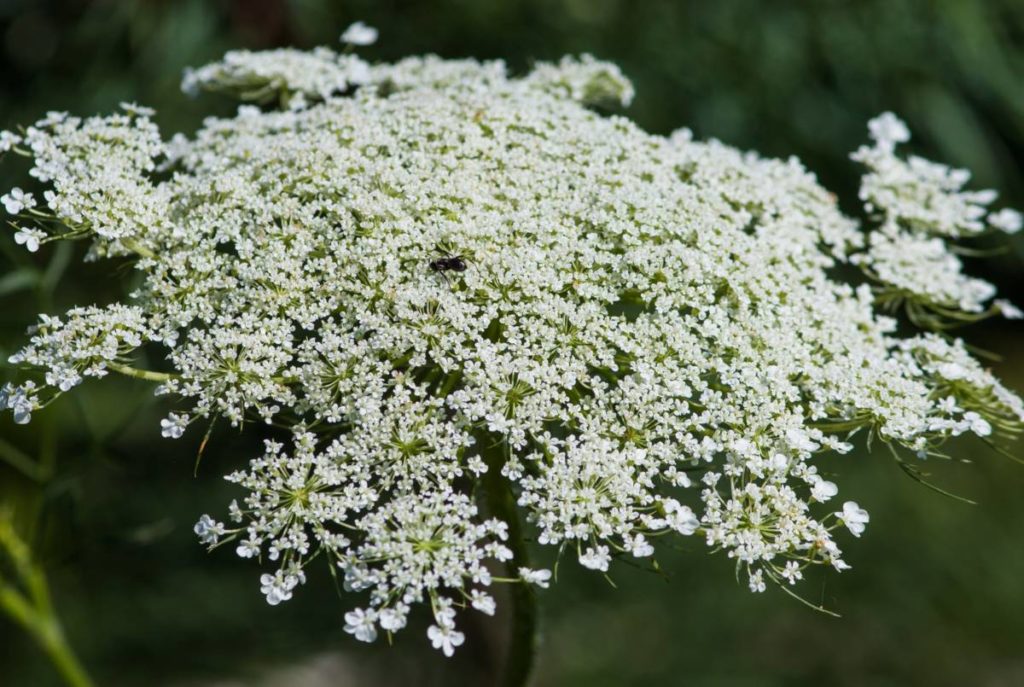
[852,112,1022,325]
[182,48,373,109]
[901,334,1024,441]
[6,306,162,419]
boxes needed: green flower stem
[121,238,156,260]
[0,518,94,687]
[481,442,539,687]
[106,361,174,382]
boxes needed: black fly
[429,250,467,283]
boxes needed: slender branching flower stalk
[2,23,1021,684]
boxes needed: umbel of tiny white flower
[1,26,1023,660]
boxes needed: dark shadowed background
[1,1,1023,685]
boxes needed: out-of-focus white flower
[996,299,1023,320]
[988,208,1022,234]
[867,112,910,151]
[341,21,378,46]
[748,568,767,593]
[0,130,21,153]
[624,533,654,558]
[519,567,552,588]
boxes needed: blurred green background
[1,1,1023,685]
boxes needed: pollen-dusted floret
[2,39,1022,657]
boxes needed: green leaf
[0,269,39,297]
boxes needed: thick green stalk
[481,442,539,687]
[32,612,94,687]
[0,519,94,687]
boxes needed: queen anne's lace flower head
[2,32,1022,656]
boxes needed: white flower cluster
[852,112,1022,323]
[15,107,167,258]
[8,305,160,408]
[2,35,1022,655]
[182,47,373,109]
[181,45,632,112]
[521,53,635,107]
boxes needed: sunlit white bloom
[748,568,767,593]
[2,187,35,214]
[786,429,820,454]
[579,545,612,571]
[624,533,654,558]
[271,570,304,605]
[962,411,991,437]
[781,560,803,585]
[470,590,496,616]
[119,101,156,117]
[810,479,839,502]
[664,499,700,535]
[13,227,45,253]
[36,111,68,128]
[2,382,37,425]
[837,501,870,537]
[344,608,378,642]
[427,623,465,657]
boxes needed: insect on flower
[428,249,468,283]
